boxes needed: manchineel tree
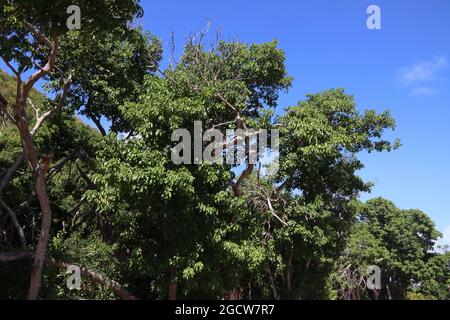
[0,2,448,300]
[333,198,444,300]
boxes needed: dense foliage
[0,0,448,300]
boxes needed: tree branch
[47,147,81,179]
[87,112,107,136]
[24,22,52,48]
[216,92,237,113]
[30,66,72,136]
[266,197,288,227]
[0,250,137,300]
[22,38,59,98]
[0,250,31,262]
[0,154,24,194]
[76,162,97,190]
[232,163,254,196]
[45,257,137,300]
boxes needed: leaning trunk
[27,173,53,299]
[15,95,54,300]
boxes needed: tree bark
[386,284,392,300]
[46,257,137,300]
[88,112,107,136]
[168,282,177,300]
[286,251,292,292]
[268,269,279,300]
[0,250,137,299]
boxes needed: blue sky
[1,1,449,243]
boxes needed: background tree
[411,249,450,300]
[86,51,401,299]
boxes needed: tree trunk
[224,288,243,300]
[14,92,53,300]
[386,284,392,300]
[0,250,137,299]
[47,257,137,300]
[168,268,177,300]
[168,282,177,300]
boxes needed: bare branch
[27,98,40,119]
[157,67,182,88]
[0,250,31,262]
[169,31,176,71]
[212,120,235,129]
[22,38,59,98]
[0,92,15,123]
[46,257,137,300]
[24,22,52,48]
[0,154,24,194]
[216,92,238,113]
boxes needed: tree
[85,33,293,299]
[0,0,143,299]
[86,57,400,299]
[2,7,445,300]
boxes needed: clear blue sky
[1,1,449,242]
